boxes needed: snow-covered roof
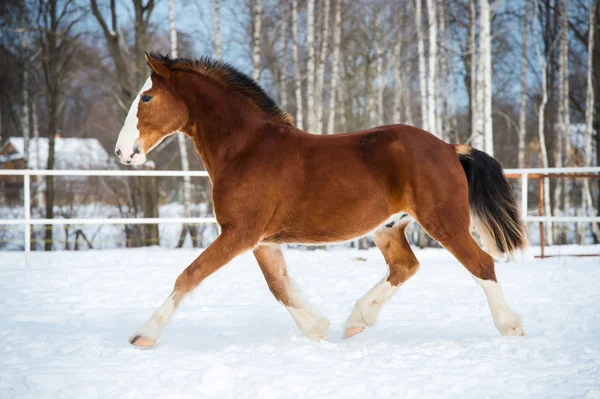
[0,137,113,169]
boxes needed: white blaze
[115,77,152,163]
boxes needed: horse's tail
[453,144,528,257]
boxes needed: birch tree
[315,0,330,133]
[278,1,288,111]
[32,101,44,208]
[559,0,571,224]
[252,0,262,82]
[374,10,384,126]
[438,0,447,139]
[326,0,342,134]
[20,30,30,169]
[170,0,196,248]
[215,0,221,59]
[306,0,315,132]
[469,0,478,145]
[292,0,303,130]
[480,0,493,154]
[416,0,429,131]
[533,0,553,245]
[518,0,530,167]
[583,1,600,238]
[426,0,437,136]
[392,37,403,123]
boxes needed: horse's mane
[150,53,293,125]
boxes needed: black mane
[149,53,292,124]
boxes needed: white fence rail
[0,169,216,265]
[0,167,598,265]
[502,167,600,224]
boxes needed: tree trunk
[518,0,530,168]
[374,11,384,126]
[534,0,553,245]
[252,0,262,82]
[416,0,428,131]
[278,1,288,111]
[438,0,447,140]
[314,0,330,134]
[306,0,315,132]
[480,0,493,155]
[469,0,478,145]
[426,0,437,136]
[393,38,403,123]
[21,28,30,169]
[583,1,600,240]
[292,0,304,130]
[560,0,571,234]
[326,0,342,134]
[215,0,221,59]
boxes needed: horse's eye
[141,94,152,103]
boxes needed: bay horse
[115,53,527,348]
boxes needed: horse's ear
[145,53,170,78]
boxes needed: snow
[1,246,599,398]
[0,137,114,170]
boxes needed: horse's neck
[174,72,263,177]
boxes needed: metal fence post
[24,173,31,266]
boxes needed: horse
[114,53,527,348]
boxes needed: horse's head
[115,54,189,165]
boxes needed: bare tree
[583,0,600,239]
[469,0,478,144]
[90,0,160,248]
[480,0,493,154]
[518,0,530,168]
[533,0,553,245]
[306,0,315,132]
[278,1,288,111]
[426,0,437,136]
[392,36,403,123]
[252,0,262,82]
[314,0,330,134]
[292,0,303,130]
[326,0,342,134]
[37,0,82,250]
[559,0,571,227]
[215,0,221,59]
[374,9,384,126]
[20,27,30,169]
[416,0,429,131]
[438,0,447,139]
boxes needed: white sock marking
[346,275,398,328]
[473,276,524,336]
[135,293,177,340]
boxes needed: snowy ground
[1,245,599,398]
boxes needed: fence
[0,167,598,265]
[503,166,600,258]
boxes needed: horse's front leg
[129,226,259,347]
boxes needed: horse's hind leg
[416,205,525,336]
[344,217,419,339]
[253,244,330,341]
[441,231,525,336]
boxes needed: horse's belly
[264,203,396,245]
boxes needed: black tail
[454,145,528,257]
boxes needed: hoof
[501,324,526,337]
[343,326,365,339]
[129,334,157,348]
